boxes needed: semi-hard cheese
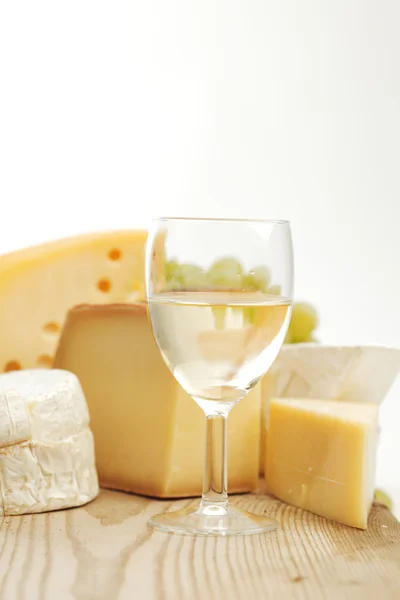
[0,230,147,373]
[53,304,262,498]
[0,369,99,515]
[260,344,400,474]
[265,398,379,528]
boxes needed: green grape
[208,257,244,289]
[165,277,182,291]
[303,334,318,343]
[212,306,227,330]
[164,259,180,281]
[267,284,281,296]
[288,302,318,343]
[210,257,243,274]
[374,489,393,511]
[164,261,209,290]
[242,306,256,325]
[284,329,294,344]
[243,266,271,293]
[178,264,209,288]
[184,272,210,288]
[178,264,203,279]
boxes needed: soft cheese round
[0,428,99,516]
[0,369,90,446]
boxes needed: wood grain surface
[0,489,399,600]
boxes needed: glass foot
[149,502,279,536]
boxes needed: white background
[1,2,399,511]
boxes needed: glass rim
[153,216,290,225]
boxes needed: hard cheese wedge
[0,369,99,516]
[265,398,379,528]
[260,344,400,474]
[0,230,147,373]
[53,303,262,498]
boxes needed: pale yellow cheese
[259,344,400,476]
[0,230,147,373]
[265,398,379,529]
[259,373,274,475]
[53,303,262,498]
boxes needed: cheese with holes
[53,303,262,498]
[0,230,147,373]
[260,344,400,474]
[0,369,99,515]
[265,398,379,528]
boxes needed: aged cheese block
[260,344,400,474]
[0,230,147,373]
[53,304,262,498]
[265,397,379,528]
[0,369,99,516]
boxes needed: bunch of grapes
[163,257,318,342]
[164,257,281,294]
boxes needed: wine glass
[146,217,294,536]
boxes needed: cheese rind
[0,369,99,515]
[0,429,99,516]
[0,230,147,373]
[264,344,400,405]
[0,388,30,447]
[53,303,262,498]
[0,370,90,445]
[265,398,379,529]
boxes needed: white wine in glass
[146,218,294,536]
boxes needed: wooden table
[1,489,399,600]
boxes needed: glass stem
[201,413,229,506]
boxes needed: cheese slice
[0,369,90,445]
[53,303,262,498]
[265,398,379,528]
[260,344,400,474]
[0,230,147,373]
[0,429,99,516]
[0,369,99,515]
